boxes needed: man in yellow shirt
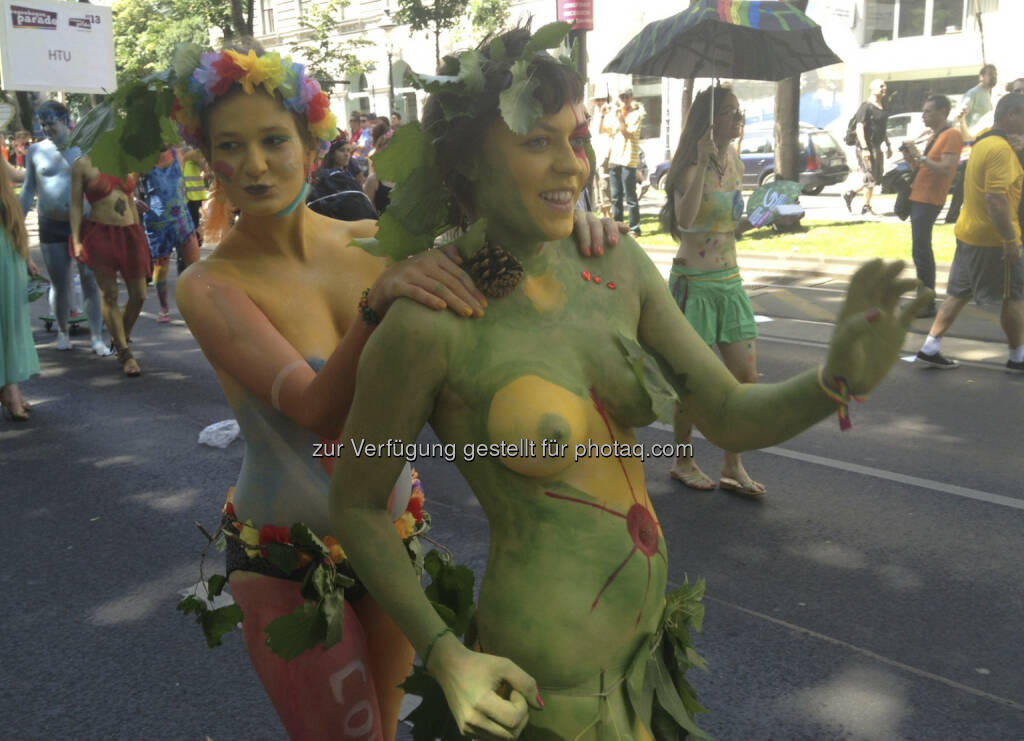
[916,93,1024,371]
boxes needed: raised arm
[177,259,376,440]
[330,302,540,739]
[671,131,715,231]
[634,246,928,451]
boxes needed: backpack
[844,114,859,146]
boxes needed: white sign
[0,0,115,93]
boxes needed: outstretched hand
[431,638,541,741]
[369,248,487,319]
[824,259,932,395]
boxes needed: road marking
[651,422,1023,510]
[678,591,1024,713]
[757,334,1007,372]
[762,288,837,321]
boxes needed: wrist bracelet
[359,288,381,326]
[816,366,865,431]
[422,626,454,672]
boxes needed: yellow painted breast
[487,375,587,477]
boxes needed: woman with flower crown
[165,41,619,741]
[168,44,491,741]
[328,24,931,741]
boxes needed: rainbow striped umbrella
[604,0,841,81]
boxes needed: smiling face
[472,101,590,246]
[206,91,315,216]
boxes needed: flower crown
[171,48,337,151]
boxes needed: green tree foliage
[468,0,510,39]
[392,0,471,68]
[113,0,232,85]
[290,0,371,94]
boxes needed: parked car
[649,123,850,195]
[738,123,850,194]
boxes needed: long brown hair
[1,168,29,259]
[659,84,733,237]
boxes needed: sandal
[718,476,767,498]
[117,347,142,377]
[669,465,716,491]
[2,402,31,422]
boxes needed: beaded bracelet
[359,288,381,326]
[816,366,865,431]
[422,626,455,672]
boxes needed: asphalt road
[2,232,1022,740]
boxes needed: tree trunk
[773,0,808,183]
[434,26,441,70]
[15,91,34,131]
[230,0,252,38]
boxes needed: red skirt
[71,221,151,280]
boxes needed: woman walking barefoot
[70,157,150,376]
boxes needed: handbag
[895,126,948,221]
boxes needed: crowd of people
[1,25,1019,741]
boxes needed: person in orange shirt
[904,95,963,318]
[916,93,1024,371]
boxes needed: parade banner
[0,0,115,93]
[557,0,593,31]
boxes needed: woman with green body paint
[330,26,931,741]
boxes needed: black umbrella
[603,0,841,82]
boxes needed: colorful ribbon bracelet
[359,288,381,326]
[816,366,865,431]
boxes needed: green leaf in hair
[499,61,542,135]
[387,167,447,235]
[457,50,486,94]
[452,218,487,260]
[370,212,435,261]
[522,21,573,58]
[372,122,434,183]
[488,36,506,62]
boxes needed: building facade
[253,0,1020,164]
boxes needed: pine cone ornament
[464,242,524,298]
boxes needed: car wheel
[759,171,777,187]
[802,185,824,195]
[657,172,669,191]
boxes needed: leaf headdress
[359,21,587,263]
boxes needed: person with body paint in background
[329,25,930,740]
[166,40,622,741]
[69,154,151,376]
[18,101,109,355]
[661,85,795,498]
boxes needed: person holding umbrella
[659,85,768,497]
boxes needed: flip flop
[670,467,716,491]
[719,476,766,498]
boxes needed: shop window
[932,0,965,35]
[260,0,274,34]
[898,1,925,38]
